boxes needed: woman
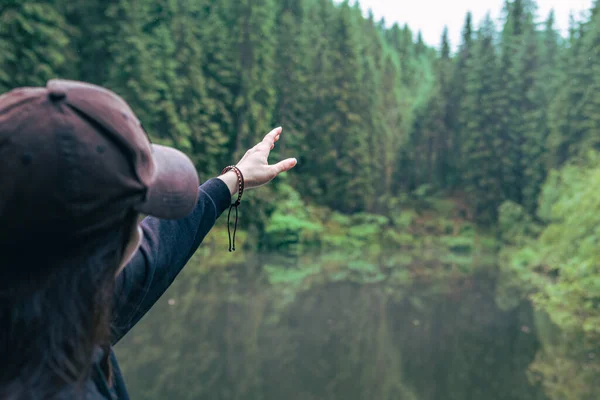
[0,79,296,399]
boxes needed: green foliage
[498,153,600,399]
[264,263,320,286]
[528,311,600,400]
[547,7,600,167]
[440,235,473,253]
[0,0,595,232]
[498,200,541,245]
[461,15,504,221]
[0,1,73,92]
[392,210,418,229]
[4,0,600,398]
[531,155,600,334]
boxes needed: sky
[349,0,594,50]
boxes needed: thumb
[271,158,297,175]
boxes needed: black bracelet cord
[221,166,245,252]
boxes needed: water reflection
[116,256,548,400]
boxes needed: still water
[116,256,549,400]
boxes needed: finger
[262,126,282,147]
[257,127,282,153]
[270,158,297,175]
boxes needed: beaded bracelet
[221,165,245,251]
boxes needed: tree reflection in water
[116,255,547,400]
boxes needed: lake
[115,254,550,400]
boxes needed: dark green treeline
[1,0,599,222]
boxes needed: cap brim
[135,144,199,219]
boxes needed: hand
[218,127,297,195]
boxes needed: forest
[1,0,600,399]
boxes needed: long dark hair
[0,212,138,399]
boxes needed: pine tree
[196,0,240,169]
[104,0,160,127]
[272,0,311,175]
[168,0,229,179]
[378,54,404,197]
[415,31,426,56]
[432,27,454,188]
[357,10,385,210]
[406,27,454,189]
[385,23,416,90]
[144,6,187,151]
[521,11,560,211]
[298,0,336,201]
[327,1,373,212]
[578,3,600,154]
[57,0,114,84]
[303,0,373,212]
[0,1,73,92]
[547,5,600,165]
[450,12,474,188]
[462,15,504,221]
[230,0,278,158]
[104,0,195,162]
[497,0,540,206]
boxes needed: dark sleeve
[110,178,231,344]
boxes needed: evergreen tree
[197,0,241,170]
[0,0,72,92]
[547,4,600,165]
[385,23,416,90]
[462,15,503,221]
[104,0,160,127]
[57,0,114,84]
[521,11,560,211]
[415,31,426,56]
[432,27,454,188]
[168,0,229,179]
[144,3,187,151]
[357,11,385,210]
[314,1,372,212]
[498,0,539,206]
[408,28,450,188]
[450,12,474,188]
[378,54,404,198]
[272,0,311,175]
[295,0,336,200]
[230,0,278,158]
[578,3,600,155]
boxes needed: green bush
[440,235,473,254]
[500,153,600,339]
[392,210,417,229]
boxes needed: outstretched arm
[110,127,296,343]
